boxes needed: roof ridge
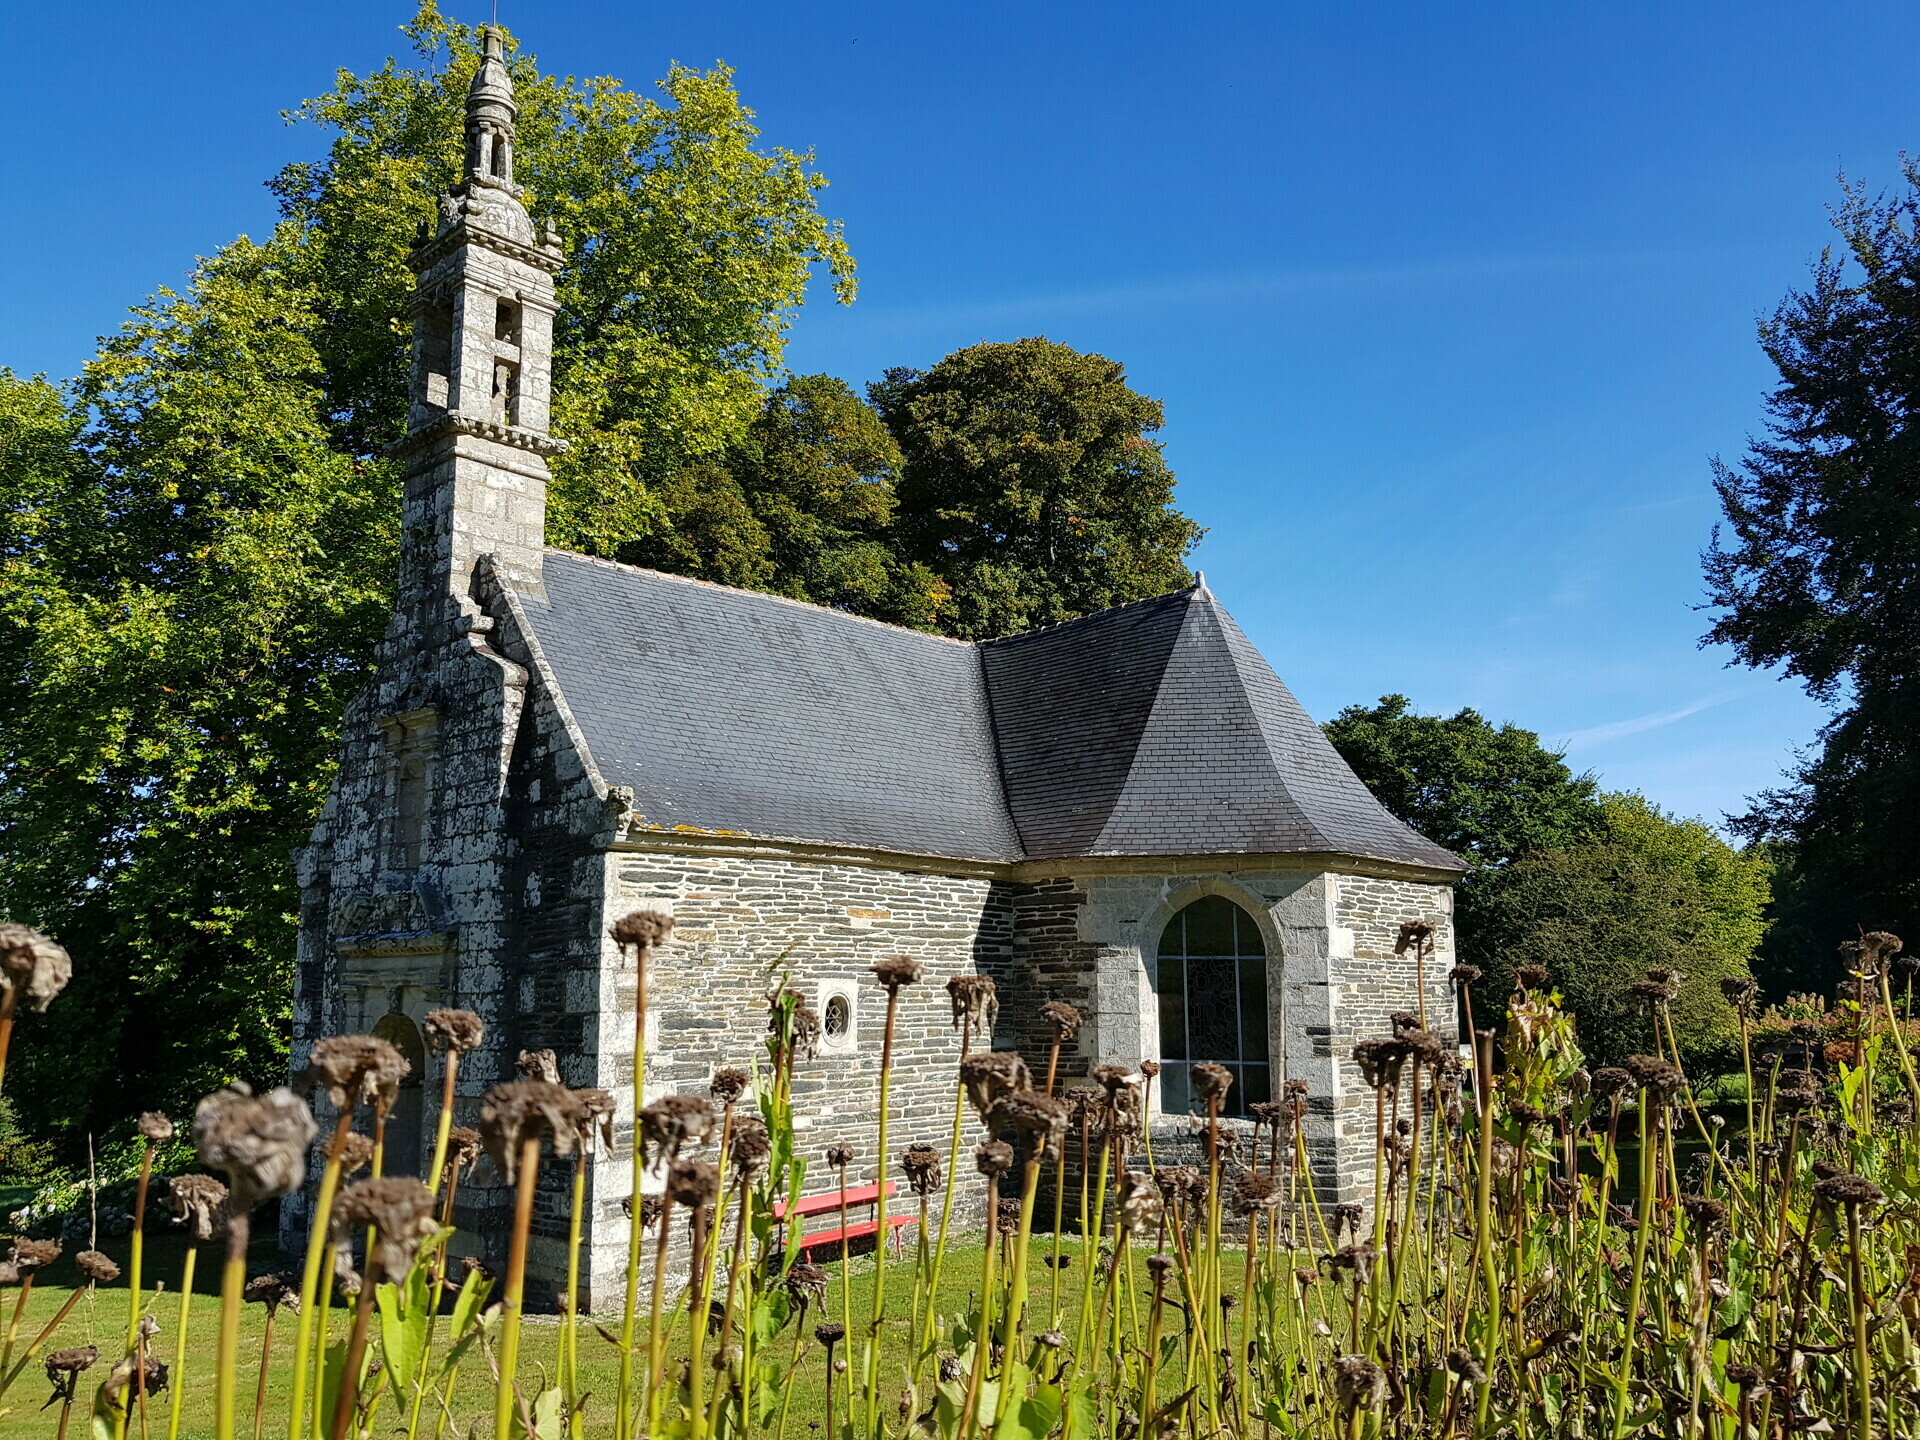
[542,547,975,645]
[976,582,1202,649]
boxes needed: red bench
[773,1182,916,1260]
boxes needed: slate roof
[527,551,1464,875]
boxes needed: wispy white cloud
[848,245,1758,335]
[1559,695,1735,751]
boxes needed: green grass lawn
[0,1224,1258,1439]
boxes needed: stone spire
[392,24,565,616]
[465,25,518,188]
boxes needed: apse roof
[526,551,1463,875]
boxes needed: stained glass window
[1155,895,1271,1118]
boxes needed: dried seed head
[902,1143,943,1196]
[814,1321,845,1347]
[1813,1173,1884,1209]
[997,1197,1022,1231]
[305,1036,410,1116]
[640,1094,716,1162]
[1725,1364,1762,1389]
[1331,1354,1386,1412]
[1394,920,1435,954]
[1329,1242,1376,1286]
[243,1273,298,1312]
[609,909,674,954]
[1190,1062,1234,1104]
[938,1356,963,1383]
[1719,976,1759,1006]
[988,1091,1070,1152]
[1090,1063,1132,1094]
[574,1088,617,1154]
[959,1053,1031,1121]
[446,1126,482,1171]
[1591,1067,1633,1100]
[0,924,71,1013]
[138,1112,174,1143]
[1507,1101,1546,1126]
[975,1140,1013,1179]
[75,1250,120,1284]
[1040,1001,1082,1043]
[789,1006,823,1061]
[479,1080,585,1183]
[666,1159,720,1209]
[339,1132,376,1176]
[167,1174,228,1242]
[1154,1165,1201,1203]
[1623,1054,1684,1100]
[44,1345,97,1374]
[1146,1253,1173,1282]
[516,1049,561,1084]
[1680,1194,1729,1231]
[1567,1068,1591,1099]
[1117,1171,1164,1236]
[1400,1028,1449,1071]
[1351,1039,1407,1091]
[423,1009,484,1055]
[945,975,998,1032]
[1139,1059,1161,1079]
[1514,965,1548,991]
[784,1263,829,1308]
[1449,964,1482,987]
[334,1177,438,1279]
[101,1353,168,1403]
[195,1085,318,1211]
[10,1239,59,1271]
[1231,1169,1279,1217]
[872,955,924,991]
[1446,1348,1487,1385]
[728,1117,771,1176]
[1861,931,1903,962]
[709,1067,750,1104]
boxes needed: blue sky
[6,1,1910,827]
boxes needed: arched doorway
[1155,895,1271,1118]
[371,1011,428,1179]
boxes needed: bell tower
[393,24,565,619]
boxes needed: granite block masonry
[285,24,1468,1307]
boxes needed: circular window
[823,993,851,1040]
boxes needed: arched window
[1155,895,1270,1118]
[371,1011,428,1179]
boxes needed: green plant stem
[867,986,901,1439]
[493,1134,542,1440]
[288,1114,355,1440]
[687,1202,714,1440]
[645,1193,676,1433]
[919,1018,975,1372]
[998,1140,1048,1390]
[426,1051,461,1198]
[1845,1203,1873,1440]
[616,947,651,1440]
[1611,1101,1656,1438]
[957,1179,1000,1439]
[563,1147,587,1440]
[166,1245,198,1440]
[328,1268,379,1440]
[252,1307,278,1440]
[216,1216,250,1440]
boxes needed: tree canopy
[0,7,857,1144]
[873,338,1203,640]
[1326,697,1764,1065]
[1704,162,1920,998]
[1472,795,1770,1067]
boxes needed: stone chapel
[287,27,1466,1305]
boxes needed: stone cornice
[387,413,569,462]
[409,220,563,276]
[334,928,454,960]
[608,824,1460,887]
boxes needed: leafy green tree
[0,242,392,1142]
[271,2,854,547]
[871,338,1203,639]
[629,374,947,624]
[0,9,854,1144]
[1472,795,1769,1067]
[1324,695,1604,963]
[1704,163,1920,1000]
